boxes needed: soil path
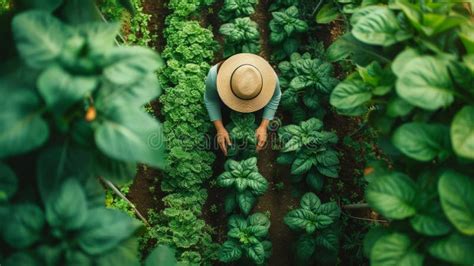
[251,1,299,265]
[128,0,168,217]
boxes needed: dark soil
[128,0,168,219]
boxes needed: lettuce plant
[219,213,272,265]
[328,2,474,264]
[219,17,260,57]
[217,157,268,215]
[277,118,340,185]
[219,0,258,22]
[226,112,257,159]
[284,192,341,264]
[278,52,339,122]
[269,6,308,60]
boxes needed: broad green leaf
[103,46,163,86]
[319,202,341,220]
[392,122,451,161]
[96,238,140,266]
[428,233,474,265]
[391,48,420,77]
[248,212,270,228]
[306,171,324,192]
[46,178,88,231]
[410,213,451,237]
[326,33,388,65]
[38,66,97,113]
[0,89,49,158]
[291,153,315,175]
[300,192,321,212]
[284,209,317,234]
[78,208,142,255]
[78,22,120,52]
[3,204,45,249]
[316,164,339,178]
[396,56,454,110]
[144,245,177,266]
[386,97,414,117]
[0,162,17,202]
[247,242,265,265]
[371,233,424,266]
[219,240,242,263]
[352,7,412,46]
[330,79,372,109]
[295,235,316,262]
[363,226,389,257]
[12,11,71,68]
[365,172,417,219]
[316,3,339,24]
[314,228,339,251]
[237,191,256,215]
[451,106,474,159]
[228,215,248,230]
[459,24,474,54]
[438,171,474,235]
[95,106,166,169]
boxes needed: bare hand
[217,128,232,156]
[255,126,268,152]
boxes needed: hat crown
[230,64,262,100]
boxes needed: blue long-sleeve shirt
[204,64,281,121]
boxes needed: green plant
[277,118,340,187]
[226,112,258,159]
[284,192,341,265]
[269,6,308,60]
[315,0,386,24]
[217,157,269,215]
[0,1,175,265]
[219,17,260,57]
[219,0,258,22]
[219,213,272,265]
[278,52,339,122]
[328,1,474,264]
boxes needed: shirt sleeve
[262,78,282,120]
[204,65,222,121]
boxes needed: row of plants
[153,0,220,264]
[268,0,308,61]
[328,1,474,264]
[267,0,345,264]
[214,2,274,263]
[0,0,175,265]
[218,0,260,57]
[98,0,154,46]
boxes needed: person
[204,53,281,155]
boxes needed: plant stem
[101,177,150,227]
[341,211,388,223]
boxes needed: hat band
[229,64,263,100]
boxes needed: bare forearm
[259,119,270,129]
[213,120,225,131]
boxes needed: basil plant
[217,157,268,215]
[328,1,474,265]
[0,5,168,266]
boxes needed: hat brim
[216,53,277,113]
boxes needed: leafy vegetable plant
[219,213,272,265]
[0,0,175,265]
[217,157,269,215]
[226,112,258,158]
[269,6,308,60]
[219,17,260,57]
[328,1,474,264]
[284,192,341,264]
[278,52,339,122]
[277,118,340,189]
[218,0,258,22]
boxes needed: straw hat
[216,53,277,113]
